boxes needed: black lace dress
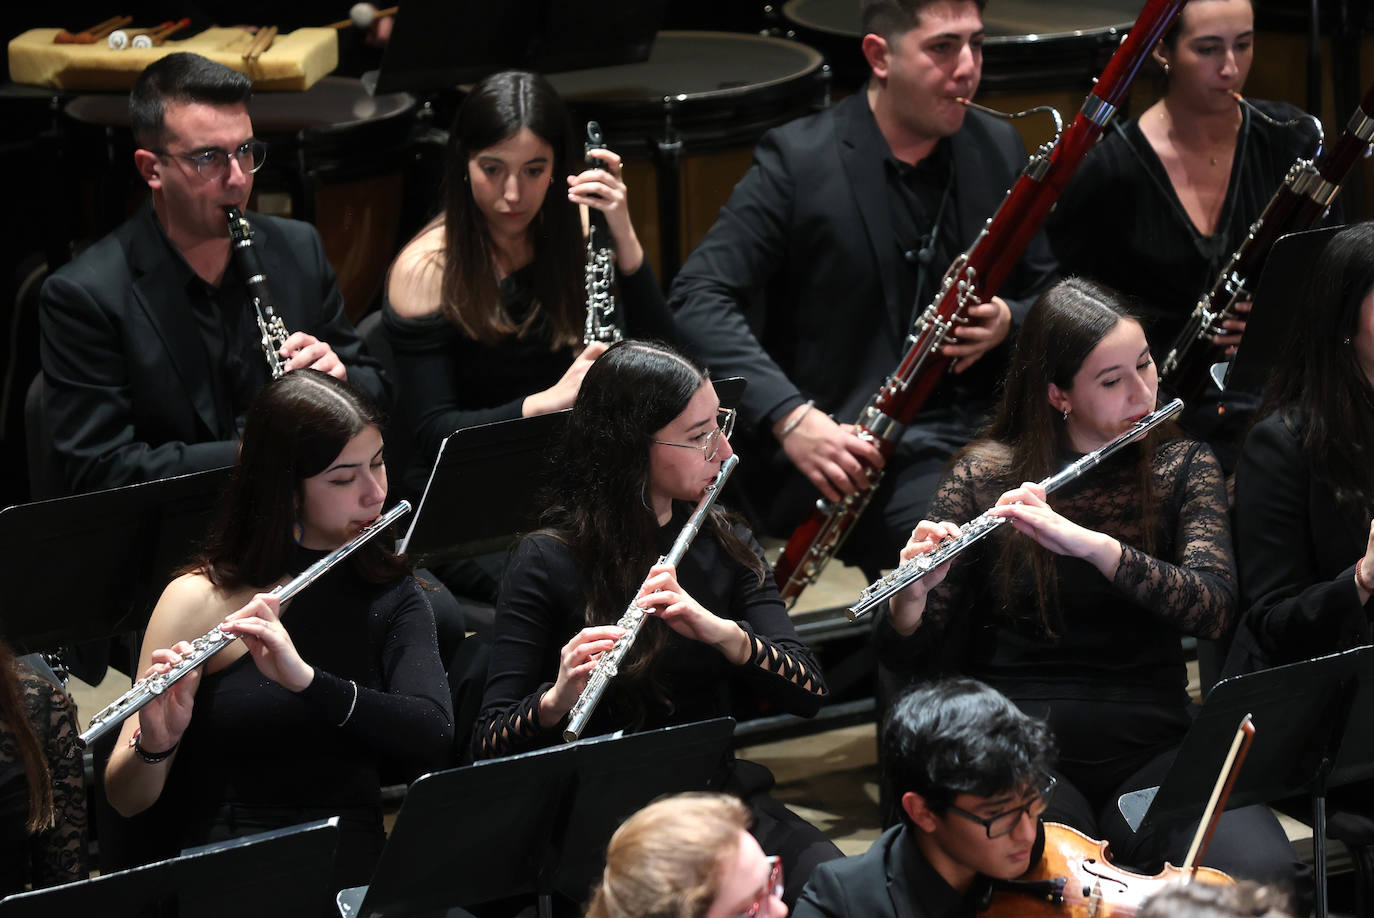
[876,439,1304,891]
[0,669,87,895]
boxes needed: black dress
[382,262,675,498]
[156,555,453,890]
[473,509,836,905]
[875,439,1303,892]
[0,669,87,895]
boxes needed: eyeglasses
[153,140,268,180]
[946,776,1057,839]
[730,855,783,918]
[651,408,735,462]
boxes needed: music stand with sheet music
[371,0,669,94]
[0,467,229,657]
[0,819,339,918]
[336,718,736,918]
[1117,646,1374,918]
[1216,224,1344,395]
[399,377,747,568]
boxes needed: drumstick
[327,4,398,29]
[243,25,279,61]
[135,18,192,48]
[55,15,133,44]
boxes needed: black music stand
[336,718,736,917]
[1117,646,1374,918]
[0,467,228,658]
[399,377,747,567]
[0,818,339,918]
[371,0,668,94]
[1217,225,1344,395]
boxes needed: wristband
[131,728,178,764]
[779,400,816,439]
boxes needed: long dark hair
[537,341,766,693]
[973,277,1164,634]
[1268,222,1374,515]
[0,637,53,833]
[435,69,583,347]
[190,370,409,589]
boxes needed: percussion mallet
[134,18,192,48]
[109,21,172,50]
[55,15,133,44]
[327,4,399,29]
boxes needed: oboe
[564,454,739,741]
[77,500,412,749]
[582,120,621,345]
[847,399,1183,621]
[225,206,290,378]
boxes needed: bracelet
[779,400,816,439]
[337,680,359,728]
[1356,563,1373,596]
[130,728,178,764]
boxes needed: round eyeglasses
[946,775,1057,838]
[730,855,783,918]
[651,407,735,462]
[154,140,268,181]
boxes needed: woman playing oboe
[384,70,673,496]
[103,370,452,887]
[473,339,835,904]
[877,278,1302,894]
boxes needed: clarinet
[225,206,290,378]
[77,500,412,749]
[582,121,621,345]
[771,0,1185,607]
[1160,81,1374,400]
[563,455,738,741]
[847,399,1183,621]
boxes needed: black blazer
[1226,410,1373,674]
[40,204,390,494]
[793,824,985,918]
[669,91,1057,432]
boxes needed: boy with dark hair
[794,678,1057,918]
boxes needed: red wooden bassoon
[1159,82,1374,401]
[773,0,1186,606]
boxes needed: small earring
[1162,61,1171,76]
[1345,336,1353,345]
[293,520,304,544]
[1061,407,1071,422]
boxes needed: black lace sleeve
[1111,442,1237,639]
[22,674,88,888]
[874,449,993,676]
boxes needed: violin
[984,822,1233,917]
[985,715,1257,916]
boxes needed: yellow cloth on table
[8,27,337,92]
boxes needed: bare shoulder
[387,222,448,319]
[146,574,250,645]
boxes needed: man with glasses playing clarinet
[39,52,388,497]
[793,678,1057,918]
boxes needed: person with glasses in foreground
[474,340,837,906]
[874,278,1304,900]
[39,52,388,496]
[587,793,786,918]
[794,678,1053,918]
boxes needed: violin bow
[1182,713,1257,871]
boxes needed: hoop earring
[640,482,654,513]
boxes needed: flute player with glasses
[102,370,452,890]
[472,340,836,907]
[874,278,1304,899]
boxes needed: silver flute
[78,500,412,748]
[225,206,291,378]
[564,454,739,741]
[847,399,1184,621]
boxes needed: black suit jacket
[669,91,1057,434]
[39,204,390,494]
[793,825,984,918]
[1225,410,1373,674]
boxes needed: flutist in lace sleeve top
[472,340,834,906]
[874,278,1304,902]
